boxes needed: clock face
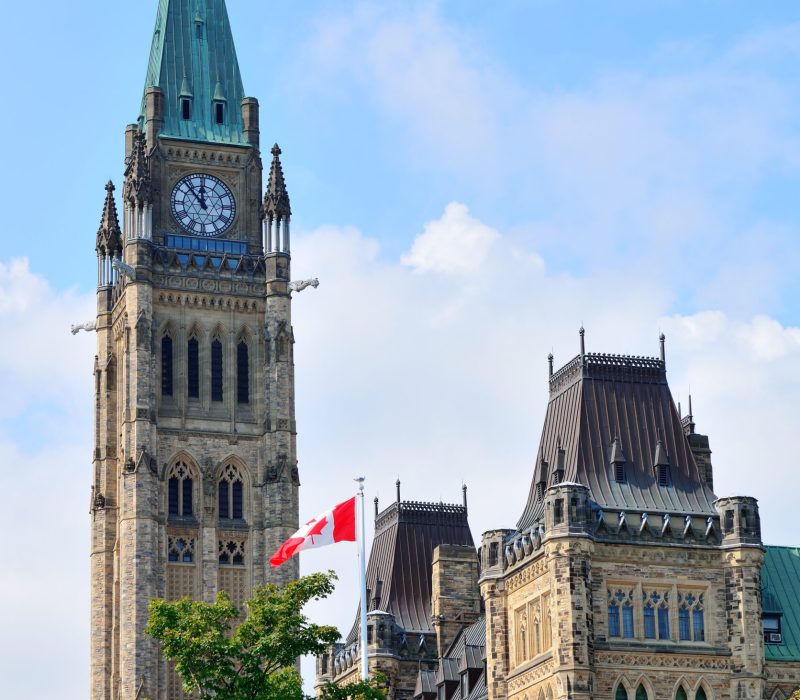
[170,173,236,236]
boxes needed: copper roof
[518,351,718,531]
[346,499,474,643]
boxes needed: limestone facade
[89,14,300,696]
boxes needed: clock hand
[187,183,208,210]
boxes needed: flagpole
[355,476,368,682]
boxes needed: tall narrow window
[622,604,635,638]
[693,607,705,641]
[696,689,707,700]
[658,464,670,487]
[676,687,688,700]
[554,499,564,525]
[616,685,628,700]
[237,340,249,404]
[679,607,691,640]
[211,338,223,402]
[636,685,649,700]
[161,335,173,397]
[167,462,194,517]
[658,603,670,640]
[608,603,620,637]
[615,463,626,483]
[644,605,656,639]
[187,336,199,399]
[215,102,225,124]
[219,464,244,521]
[181,97,192,120]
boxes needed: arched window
[696,688,708,700]
[167,461,193,517]
[211,337,223,402]
[636,684,649,700]
[609,599,621,637]
[517,619,527,664]
[676,686,688,700]
[237,339,249,404]
[644,604,656,639]
[187,336,199,399]
[218,539,245,566]
[218,463,244,520]
[161,334,173,397]
[616,684,628,700]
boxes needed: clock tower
[89,2,300,699]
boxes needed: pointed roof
[123,134,152,205]
[610,437,627,465]
[264,143,291,218]
[517,350,718,531]
[97,181,122,256]
[140,0,247,145]
[346,498,474,644]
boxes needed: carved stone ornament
[289,278,319,293]
[71,321,97,335]
[265,453,288,483]
[123,457,136,474]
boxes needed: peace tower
[89,2,300,698]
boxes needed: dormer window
[615,463,626,483]
[764,613,783,644]
[215,102,225,124]
[657,464,670,487]
[181,97,192,120]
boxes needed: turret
[264,144,292,255]
[543,482,591,536]
[122,132,153,242]
[96,181,122,290]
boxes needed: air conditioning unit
[768,633,783,643]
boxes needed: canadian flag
[270,496,357,567]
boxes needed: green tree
[146,571,385,700]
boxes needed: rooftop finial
[687,394,696,434]
[374,496,379,519]
[579,326,586,360]
[96,181,122,257]
[462,483,468,512]
[265,143,291,219]
[659,333,666,363]
[548,353,554,378]
[396,479,401,504]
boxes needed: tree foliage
[146,571,385,700]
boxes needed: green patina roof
[140,0,247,146]
[762,545,800,661]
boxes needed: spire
[264,144,292,219]
[96,181,122,257]
[123,134,152,205]
[140,0,247,145]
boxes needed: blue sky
[2,2,800,698]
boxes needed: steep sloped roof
[140,0,247,145]
[346,499,474,643]
[518,352,718,531]
[762,545,800,662]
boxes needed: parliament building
[86,2,800,699]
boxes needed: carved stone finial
[548,353,554,378]
[97,181,122,257]
[396,479,401,504]
[659,333,666,363]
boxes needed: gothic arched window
[161,334,173,397]
[167,461,193,518]
[187,335,199,399]
[168,536,194,563]
[616,685,629,700]
[696,688,708,700]
[218,463,244,521]
[237,339,249,404]
[211,337,223,402]
[636,684,649,700]
[676,686,688,700]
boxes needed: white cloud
[401,202,500,274]
[289,209,800,693]
[0,259,94,699]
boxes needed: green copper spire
[140,0,247,146]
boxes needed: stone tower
[89,2,300,698]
